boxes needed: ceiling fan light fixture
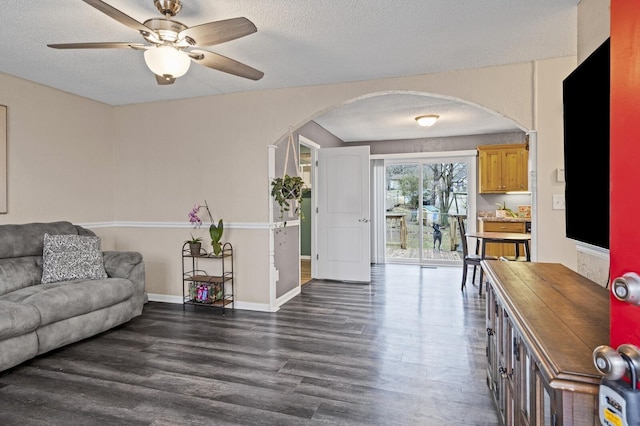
[48,1,263,85]
[415,114,439,127]
[154,0,182,17]
[144,45,191,78]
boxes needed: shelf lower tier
[183,297,233,308]
[184,279,233,308]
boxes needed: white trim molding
[146,293,276,312]
[276,286,301,309]
[370,149,478,161]
[574,240,610,258]
[78,221,271,230]
[147,293,183,304]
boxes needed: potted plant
[495,201,517,218]
[209,218,224,256]
[186,234,203,256]
[188,200,224,256]
[271,174,306,224]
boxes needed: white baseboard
[147,293,183,304]
[276,286,300,309]
[146,293,275,312]
[234,301,278,312]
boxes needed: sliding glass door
[384,157,470,265]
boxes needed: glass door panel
[385,164,420,261]
[384,159,468,265]
[421,162,468,264]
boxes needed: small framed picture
[518,205,531,218]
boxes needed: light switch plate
[552,194,566,210]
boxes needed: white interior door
[317,146,370,282]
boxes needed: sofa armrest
[103,251,145,309]
[102,251,143,280]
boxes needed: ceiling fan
[48,0,264,85]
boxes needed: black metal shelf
[181,241,234,314]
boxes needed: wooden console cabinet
[478,143,528,193]
[481,261,609,425]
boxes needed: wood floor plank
[0,264,498,425]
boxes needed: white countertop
[478,216,530,222]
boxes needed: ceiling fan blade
[155,74,176,85]
[179,17,257,47]
[189,49,264,81]
[47,42,146,49]
[82,0,153,36]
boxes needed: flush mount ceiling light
[143,45,191,78]
[415,114,440,127]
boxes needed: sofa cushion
[0,256,43,297]
[0,221,80,259]
[36,298,138,355]
[0,300,40,340]
[41,234,107,284]
[0,278,135,326]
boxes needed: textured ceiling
[0,0,578,140]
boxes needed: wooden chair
[456,216,496,292]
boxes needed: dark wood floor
[0,264,498,425]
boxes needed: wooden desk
[386,214,407,249]
[466,231,531,261]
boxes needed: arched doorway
[268,91,532,307]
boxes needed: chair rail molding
[80,221,271,230]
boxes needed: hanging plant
[271,174,306,224]
[272,127,307,225]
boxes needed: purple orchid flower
[188,203,202,227]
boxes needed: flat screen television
[562,37,610,250]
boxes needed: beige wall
[0,73,114,225]
[572,0,611,285]
[578,0,611,62]
[534,57,579,268]
[0,52,581,309]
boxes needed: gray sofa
[0,221,145,372]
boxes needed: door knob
[594,344,640,426]
[358,218,369,223]
[593,344,640,381]
[594,345,629,380]
[612,272,640,306]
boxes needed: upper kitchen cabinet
[478,143,528,193]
